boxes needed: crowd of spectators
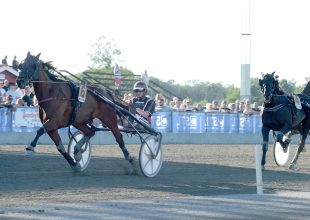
[0,80,37,110]
[121,91,261,116]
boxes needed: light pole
[240,0,251,100]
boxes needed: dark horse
[259,72,310,170]
[16,52,136,172]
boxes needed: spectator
[252,102,261,114]
[205,103,217,112]
[228,103,236,113]
[243,99,253,115]
[113,64,122,91]
[141,70,149,87]
[5,84,21,103]
[211,100,219,110]
[12,56,19,71]
[1,55,8,65]
[219,100,230,113]
[22,86,35,106]
[239,100,245,113]
[2,80,9,92]
[193,103,204,112]
[155,97,171,112]
[234,99,240,113]
[16,98,26,107]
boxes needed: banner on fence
[12,107,41,132]
[151,112,172,133]
[172,112,206,133]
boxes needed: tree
[88,35,121,69]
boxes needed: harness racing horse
[259,72,310,170]
[16,52,136,172]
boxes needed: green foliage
[88,35,121,69]
[86,36,306,105]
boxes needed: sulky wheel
[68,130,92,172]
[139,135,163,178]
[273,140,290,166]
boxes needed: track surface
[0,144,309,219]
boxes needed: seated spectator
[1,55,8,66]
[12,56,19,71]
[219,100,231,113]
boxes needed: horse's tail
[302,81,310,96]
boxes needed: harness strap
[38,97,57,104]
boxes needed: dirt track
[0,143,309,207]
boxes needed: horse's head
[259,71,279,103]
[16,52,41,89]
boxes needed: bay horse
[259,72,310,170]
[16,52,136,172]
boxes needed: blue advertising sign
[206,113,220,133]
[0,107,12,132]
[218,113,239,133]
[172,112,206,133]
[252,114,262,133]
[151,112,172,133]
[238,114,253,133]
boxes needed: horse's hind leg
[289,134,306,170]
[72,123,96,162]
[99,113,136,172]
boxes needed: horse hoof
[289,163,298,171]
[25,149,35,156]
[74,151,82,162]
[261,165,265,171]
[72,163,82,172]
[25,145,35,156]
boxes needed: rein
[263,104,286,112]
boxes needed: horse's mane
[41,60,66,82]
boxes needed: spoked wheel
[139,135,163,178]
[273,140,290,166]
[68,130,92,172]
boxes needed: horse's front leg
[44,119,81,171]
[25,126,46,154]
[25,108,46,154]
[276,124,292,150]
[72,123,96,162]
[261,125,270,170]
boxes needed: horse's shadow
[1,150,309,197]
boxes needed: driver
[131,81,155,125]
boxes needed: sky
[1,0,310,87]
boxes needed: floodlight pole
[240,0,251,101]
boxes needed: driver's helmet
[133,81,147,93]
